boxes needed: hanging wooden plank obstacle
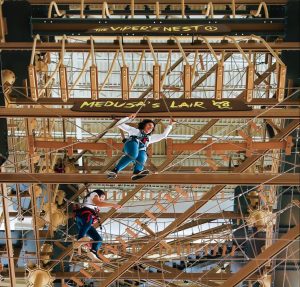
[121,66,129,100]
[59,64,69,102]
[90,65,98,100]
[183,64,192,99]
[246,64,255,102]
[276,64,287,102]
[215,62,224,100]
[153,64,161,99]
[28,65,38,101]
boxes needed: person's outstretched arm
[149,119,175,144]
[92,195,121,210]
[115,114,139,135]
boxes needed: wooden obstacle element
[183,64,192,99]
[206,158,218,171]
[28,65,38,101]
[79,268,93,279]
[156,202,167,212]
[116,236,128,249]
[245,64,255,102]
[70,277,84,286]
[126,228,138,239]
[59,64,69,102]
[153,64,161,99]
[276,64,287,102]
[215,63,224,100]
[90,65,99,100]
[144,209,157,221]
[121,66,129,100]
[160,240,172,251]
[175,186,189,199]
[164,193,177,204]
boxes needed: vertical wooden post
[245,64,255,102]
[183,64,192,99]
[153,64,161,99]
[215,63,224,100]
[59,64,68,102]
[28,65,38,101]
[90,64,99,100]
[121,66,129,100]
[277,65,287,102]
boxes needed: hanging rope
[251,2,269,18]
[181,0,185,18]
[37,35,66,97]
[129,50,145,91]
[99,50,119,93]
[191,49,199,82]
[205,2,214,18]
[118,36,127,67]
[80,0,84,18]
[224,36,251,66]
[90,36,96,66]
[231,0,236,18]
[196,36,220,64]
[161,50,172,87]
[172,37,189,65]
[130,0,134,18]
[48,1,64,18]
[145,36,158,66]
[155,1,160,19]
[102,1,111,19]
[249,34,284,65]
[30,35,40,65]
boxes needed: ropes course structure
[0,1,299,287]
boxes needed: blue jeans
[115,140,147,173]
[76,216,102,252]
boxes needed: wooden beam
[1,108,300,119]
[0,173,297,185]
[29,271,261,281]
[31,138,292,154]
[1,42,298,52]
[0,182,16,287]
[27,0,289,4]
[153,64,161,99]
[9,97,300,107]
[90,65,99,100]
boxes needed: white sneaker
[131,170,149,181]
[107,170,118,179]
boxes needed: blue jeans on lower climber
[76,216,102,252]
[115,140,147,173]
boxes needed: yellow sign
[92,24,220,34]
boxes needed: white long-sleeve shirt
[116,117,172,145]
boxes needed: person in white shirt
[74,189,121,261]
[107,113,175,180]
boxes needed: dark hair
[138,119,156,134]
[93,189,106,197]
[84,189,106,200]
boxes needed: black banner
[71,99,251,113]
